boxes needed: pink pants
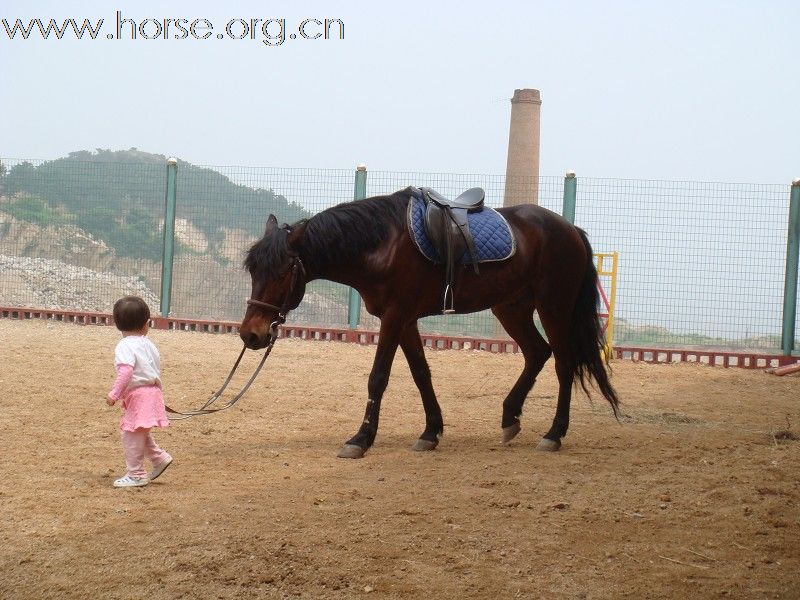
[120,428,171,479]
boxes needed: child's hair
[113,296,151,332]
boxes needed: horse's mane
[245,188,411,275]
[244,222,291,276]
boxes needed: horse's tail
[572,228,620,416]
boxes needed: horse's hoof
[536,438,561,452]
[411,438,438,452]
[337,444,367,459]
[502,421,521,444]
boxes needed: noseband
[246,255,306,339]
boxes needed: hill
[0,149,323,320]
[0,149,310,263]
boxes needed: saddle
[418,186,485,313]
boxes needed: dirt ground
[1,318,798,600]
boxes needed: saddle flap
[423,203,466,262]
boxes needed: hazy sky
[2,0,798,182]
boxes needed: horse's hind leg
[400,321,444,451]
[491,299,552,444]
[535,306,576,451]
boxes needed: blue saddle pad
[407,194,516,264]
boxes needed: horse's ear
[265,214,278,234]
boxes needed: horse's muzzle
[240,319,280,350]
[240,330,267,350]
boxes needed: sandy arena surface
[1,318,799,599]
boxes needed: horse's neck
[305,257,368,289]
[298,215,401,288]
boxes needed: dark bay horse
[240,187,619,458]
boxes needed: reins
[163,343,274,420]
[164,254,304,421]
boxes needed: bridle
[246,254,306,342]
[164,254,306,420]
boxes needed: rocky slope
[0,211,347,325]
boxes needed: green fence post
[160,157,178,317]
[781,178,800,356]
[347,164,367,328]
[562,170,577,224]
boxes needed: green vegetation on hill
[2,194,74,228]
[0,150,311,261]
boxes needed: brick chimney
[503,88,541,206]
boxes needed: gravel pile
[0,254,159,313]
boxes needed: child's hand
[106,397,116,406]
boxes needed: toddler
[107,296,172,488]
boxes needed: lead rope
[163,326,279,420]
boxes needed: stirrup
[442,285,455,314]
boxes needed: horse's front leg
[337,313,404,459]
[400,321,443,451]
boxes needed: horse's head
[239,214,307,349]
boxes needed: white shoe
[148,457,173,481]
[113,475,149,488]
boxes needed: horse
[240,186,619,458]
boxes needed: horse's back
[498,204,588,264]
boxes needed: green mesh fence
[0,155,796,353]
[576,179,792,351]
[172,164,354,324]
[0,157,163,312]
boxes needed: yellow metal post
[594,251,619,360]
